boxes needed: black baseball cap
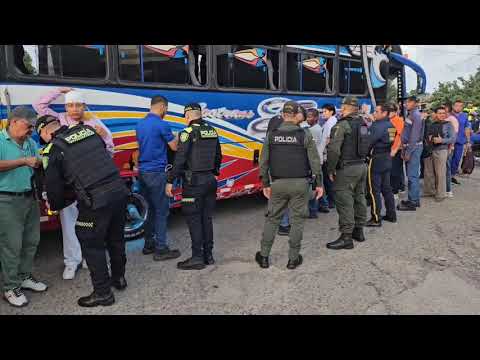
[406,95,418,102]
[184,103,202,115]
[35,115,60,134]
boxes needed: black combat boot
[277,225,291,236]
[366,218,382,227]
[111,276,127,291]
[204,253,215,265]
[153,248,181,261]
[287,254,303,270]
[326,233,354,250]
[382,215,397,223]
[397,200,416,211]
[177,257,206,270]
[352,227,366,242]
[78,291,115,307]
[255,252,269,269]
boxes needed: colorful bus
[0,45,426,239]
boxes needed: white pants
[59,202,82,267]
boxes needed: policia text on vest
[37,116,129,307]
[257,101,323,270]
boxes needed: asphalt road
[2,172,480,315]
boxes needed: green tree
[23,52,37,75]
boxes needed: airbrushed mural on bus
[0,45,426,239]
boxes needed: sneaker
[318,206,330,214]
[3,288,28,307]
[452,177,461,185]
[277,225,290,236]
[21,276,48,292]
[446,192,454,198]
[82,259,88,269]
[63,264,81,280]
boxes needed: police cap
[35,115,60,134]
[184,103,202,115]
[342,96,359,107]
[283,101,301,114]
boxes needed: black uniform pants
[367,157,396,222]
[391,152,405,194]
[181,173,217,259]
[75,196,127,296]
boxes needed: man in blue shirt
[136,96,180,260]
[451,99,472,185]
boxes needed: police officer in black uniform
[366,104,397,227]
[166,103,222,271]
[36,115,129,307]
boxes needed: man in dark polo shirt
[136,96,180,261]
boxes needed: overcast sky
[402,45,480,93]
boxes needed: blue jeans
[406,145,422,203]
[451,143,464,177]
[139,171,170,251]
[308,197,319,215]
[280,210,290,227]
[446,152,452,193]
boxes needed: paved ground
[2,171,480,315]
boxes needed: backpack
[461,146,475,174]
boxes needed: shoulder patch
[180,132,190,143]
[41,143,53,155]
[184,127,193,134]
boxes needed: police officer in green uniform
[166,103,222,271]
[326,96,369,250]
[36,115,129,307]
[256,101,323,270]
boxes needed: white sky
[402,45,480,93]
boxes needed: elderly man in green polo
[0,106,48,308]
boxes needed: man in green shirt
[0,106,48,308]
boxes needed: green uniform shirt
[260,122,322,187]
[0,129,39,192]
[326,114,355,175]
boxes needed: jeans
[405,145,422,203]
[451,143,464,177]
[322,163,335,206]
[280,210,290,227]
[391,152,405,194]
[308,198,318,214]
[139,171,170,251]
[446,152,452,193]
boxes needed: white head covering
[65,91,85,104]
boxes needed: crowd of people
[0,87,476,309]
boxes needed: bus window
[287,52,334,93]
[118,45,205,86]
[18,45,106,79]
[215,45,279,90]
[339,59,366,95]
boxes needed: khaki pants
[423,149,448,199]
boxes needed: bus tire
[124,192,149,241]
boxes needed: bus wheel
[124,193,148,241]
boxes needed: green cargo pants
[261,178,310,261]
[0,194,40,292]
[333,164,368,235]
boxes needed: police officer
[326,96,368,250]
[36,115,129,307]
[165,103,222,271]
[256,101,323,270]
[366,104,397,227]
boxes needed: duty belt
[343,159,365,166]
[0,190,33,197]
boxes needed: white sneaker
[446,192,454,198]
[82,259,88,269]
[4,288,28,307]
[63,265,79,280]
[21,276,48,292]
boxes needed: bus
[0,45,426,239]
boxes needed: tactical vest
[52,124,126,209]
[373,122,396,155]
[187,123,219,172]
[269,127,310,179]
[340,116,370,164]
